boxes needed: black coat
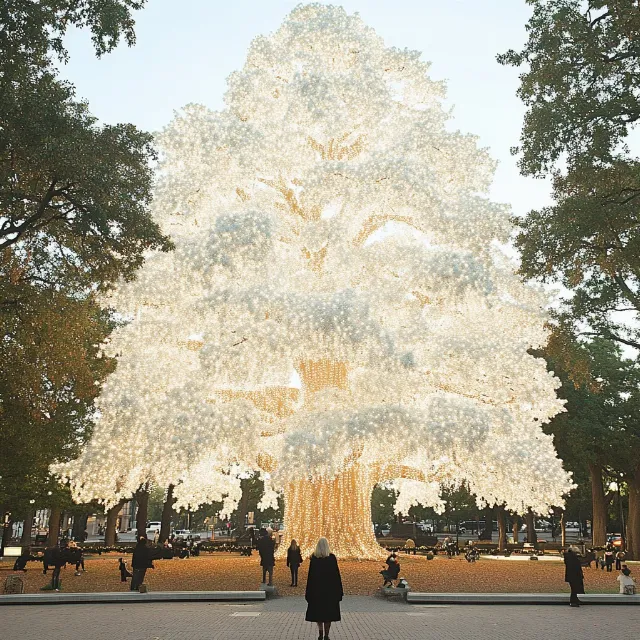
[132,542,154,569]
[287,547,303,567]
[563,551,585,593]
[305,554,343,622]
[256,535,275,567]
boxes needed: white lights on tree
[54,4,574,558]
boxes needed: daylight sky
[57,0,550,219]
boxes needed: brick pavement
[2,596,639,640]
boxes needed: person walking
[563,545,585,607]
[615,549,625,571]
[256,528,275,586]
[131,536,154,591]
[305,537,343,640]
[286,539,303,587]
[119,557,133,582]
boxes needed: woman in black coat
[305,537,343,640]
[286,539,303,587]
[563,546,585,607]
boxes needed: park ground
[0,553,629,595]
[3,597,640,640]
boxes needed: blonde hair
[314,537,331,558]
[290,539,299,551]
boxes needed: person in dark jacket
[256,528,275,586]
[131,536,154,591]
[604,546,615,572]
[563,546,585,607]
[305,537,343,640]
[286,539,303,586]
[381,553,401,586]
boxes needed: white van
[146,522,162,535]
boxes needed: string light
[52,4,574,558]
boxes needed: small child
[119,557,133,583]
[617,565,636,595]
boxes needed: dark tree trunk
[627,464,640,560]
[525,509,537,543]
[1,515,13,554]
[71,512,89,541]
[135,486,149,539]
[236,478,251,534]
[589,462,607,547]
[512,513,519,543]
[47,507,61,546]
[497,505,507,551]
[20,508,34,545]
[105,501,124,546]
[159,484,175,543]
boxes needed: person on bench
[381,553,400,587]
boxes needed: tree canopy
[0,0,171,512]
[498,1,640,355]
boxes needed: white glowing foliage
[54,4,573,528]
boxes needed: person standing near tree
[286,539,303,587]
[305,537,343,640]
[563,546,585,607]
[615,549,625,571]
[131,536,153,591]
[256,528,275,586]
[605,546,615,572]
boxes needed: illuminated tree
[55,4,573,558]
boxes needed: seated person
[380,553,401,587]
[618,566,636,594]
[13,548,35,572]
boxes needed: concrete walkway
[2,596,640,640]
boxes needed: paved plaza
[3,596,640,640]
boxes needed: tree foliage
[0,0,171,511]
[498,1,640,355]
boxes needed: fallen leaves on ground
[0,554,622,595]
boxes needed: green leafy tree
[371,485,396,530]
[0,0,172,523]
[541,338,640,553]
[498,1,640,355]
[499,1,640,558]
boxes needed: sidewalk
[2,596,640,640]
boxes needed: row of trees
[499,1,640,558]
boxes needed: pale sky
[57,0,551,219]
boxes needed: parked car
[173,529,191,540]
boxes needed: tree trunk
[1,515,13,552]
[512,514,519,543]
[497,505,507,551]
[104,501,124,546]
[20,508,34,545]
[47,507,61,546]
[589,462,607,547]
[626,464,640,560]
[236,477,250,534]
[278,462,382,559]
[159,484,175,543]
[71,512,89,541]
[525,509,537,543]
[135,486,150,540]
